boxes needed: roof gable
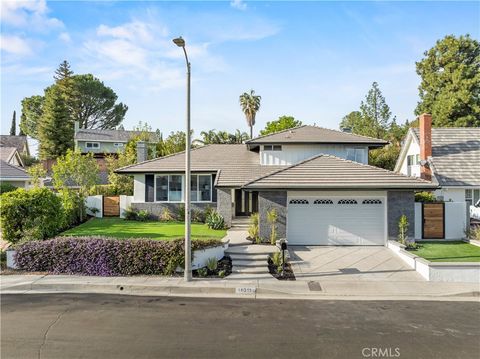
[243,154,437,190]
[246,125,388,146]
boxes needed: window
[289,199,309,204]
[314,199,333,204]
[156,176,168,201]
[466,189,480,206]
[155,174,212,202]
[113,142,124,147]
[169,175,183,202]
[263,145,282,151]
[407,154,420,166]
[338,199,358,204]
[86,142,100,149]
[346,148,364,163]
[362,199,382,204]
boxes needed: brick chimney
[419,113,432,181]
[136,141,147,163]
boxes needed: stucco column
[258,191,287,242]
[387,190,415,241]
[217,188,232,227]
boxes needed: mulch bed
[267,257,296,281]
[246,237,276,246]
[193,256,232,278]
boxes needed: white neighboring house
[0,146,31,188]
[395,114,480,217]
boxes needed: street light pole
[173,37,192,282]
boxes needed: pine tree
[38,86,74,160]
[9,111,16,136]
[54,60,74,81]
[359,82,392,139]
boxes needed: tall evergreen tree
[54,60,74,81]
[38,86,74,160]
[359,82,392,139]
[18,114,25,136]
[9,111,16,136]
[416,34,480,127]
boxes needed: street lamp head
[173,37,185,47]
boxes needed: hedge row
[15,237,222,276]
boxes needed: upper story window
[113,142,125,148]
[346,148,364,163]
[85,142,100,149]
[263,145,282,151]
[407,154,420,166]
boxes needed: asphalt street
[1,294,479,359]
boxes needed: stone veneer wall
[258,191,287,241]
[387,190,415,240]
[216,188,232,227]
[132,202,214,220]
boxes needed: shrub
[59,190,84,228]
[415,191,436,203]
[203,205,214,222]
[205,257,218,272]
[160,207,175,222]
[192,209,205,223]
[89,184,118,196]
[205,210,225,230]
[267,208,278,245]
[123,206,138,220]
[136,209,150,222]
[248,213,260,242]
[271,252,284,272]
[15,236,222,276]
[197,267,208,277]
[177,204,186,221]
[466,225,480,241]
[0,183,17,194]
[0,187,65,243]
[218,269,226,278]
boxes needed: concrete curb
[2,277,479,302]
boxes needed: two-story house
[116,125,436,246]
[395,114,480,207]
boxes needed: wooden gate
[422,202,445,239]
[103,196,120,217]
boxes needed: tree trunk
[250,125,253,140]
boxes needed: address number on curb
[235,287,257,294]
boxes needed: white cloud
[0,34,32,55]
[59,32,71,43]
[1,0,63,31]
[230,0,247,11]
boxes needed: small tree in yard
[398,214,409,245]
[52,149,99,223]
[267,208,278,245]
[27,163,47,187]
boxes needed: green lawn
[61,218,227,241]
[411,241,480,262]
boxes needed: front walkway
[289,246,424,282]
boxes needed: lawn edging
[387,240,480,283]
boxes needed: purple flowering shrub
[15,236,222,276]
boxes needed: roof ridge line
[313,125,389,143]
[245,125,307,143]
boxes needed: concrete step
[233,260,268,267]
[226,245,278,255]
[232,266,270,274]
[229,253,269,261]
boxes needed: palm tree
[239,90,261,139]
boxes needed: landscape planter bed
[387,240,480,283]
[267,257,295,281]
[192,256,232,278]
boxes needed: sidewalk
[2,274,479,302]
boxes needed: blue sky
[1,1,479,147]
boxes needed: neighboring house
[395,114,480,207]
[0,135,30,157]
[0,146,31,188]
[116,125,436,246]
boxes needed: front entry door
[235,190,258,216]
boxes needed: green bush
[136,209,150,221]
[123,206,138,220]
[271,252,284,272]
[89,184,119,196]
[0,183,17,194]
[205,210,225,230]
[160,207,175,221]
[192,209,205,223]
[59,190,84,228]
[177,204,186,221]
[248,213,260,243]
[206,257,218,272]
[0,187,65,243]
[415,191,436,203]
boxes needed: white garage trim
[287,191,387,246]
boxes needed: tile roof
[246,125,388,146]
[243,154,437,190]
[0,147,17,163]
[74,128,158,142]
[116,144,285,187]
[412,128,480,186]
[0,160,30,180]
[0,135,28,153]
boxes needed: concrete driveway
[289,246,424,282]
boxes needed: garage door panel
[287,196,385,246]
